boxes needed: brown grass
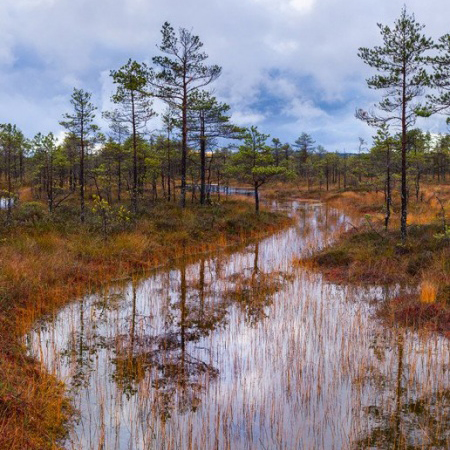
[292,181,450,337]
[0,199,292,449]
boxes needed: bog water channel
[26,201,449,449]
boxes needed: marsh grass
[295,184,450,337]
[0,198,291,449]
[26,202,449,449]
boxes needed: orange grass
[293,182,450,337]
[0,199,292,449]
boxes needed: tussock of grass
[0,198,292,449]
[305,223,449,336]
[284,182,450,336]
[380,294,450,335]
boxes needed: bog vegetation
[0,8,448,450]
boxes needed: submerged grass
[26,200,449,449]
[0,198,292,449]
[294,183,450,337]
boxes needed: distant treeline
[0,16,449,222]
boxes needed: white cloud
[0,0,448,149]
[249,0,316,15]
[289,0,316,13]
[231,111,266,126]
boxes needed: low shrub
[13,202,47,224]
[315,249,352,267]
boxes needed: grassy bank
[0,198,292,449]
[296,184,450,337]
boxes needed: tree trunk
[385,144,391,231]
[131,91,138,214]
[254,183,260,214]
[415,170,420,202]
[200,112,206,205]
[180,82,188,208]
[167,136,171,202]
[6,145,12,223]
[80,123,85,223]
[400,66,408,243]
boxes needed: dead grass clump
[380,294,450,337]
[0,198,292,448]
[0,355,72,450]
[315,249,352,267]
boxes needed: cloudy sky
[0,0,448,151]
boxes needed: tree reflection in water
[110,258,229,419]
[354,330,450,449]
[224,241,290,325]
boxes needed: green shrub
[14,202,47,224]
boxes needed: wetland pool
[26,202,449,449]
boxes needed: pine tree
[60,88,98,222]
[106,59,155,213]
[150,22,221,207]
[187,91,241,204]
[293,132,315,176]
[228,126,286,213]
[357,7,433,242]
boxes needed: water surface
[27,202,449,449]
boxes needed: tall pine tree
[106,60,155,213]
[357,7,433,242]
[150,22,221,207]
[60,88,98,222]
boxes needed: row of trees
[1,114,447,218]
[0,13,449,229]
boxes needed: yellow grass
[420,280,437,304]
[0,199,292,449]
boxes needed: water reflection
[111,264,225,419]
[26,203,449,449]
[354,330,449,449]
[224,242,290,326]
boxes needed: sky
[0,0,448,152]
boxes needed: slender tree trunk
[191,174,196,203]
[152,176,157,201]
[200,112,206,205]
[69,168,73,192]
[172,177,176,203]
[400,66,408,243]
[180,82,188,208]
[161,171,166,199]
[385,144,391,231]
[80,123,85,223]
[131,91,138,214]
[415,170,420,202]
[6,145,12,223]
[254,182,260,214]
[48,153,54,213]
[167,135,171,202]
